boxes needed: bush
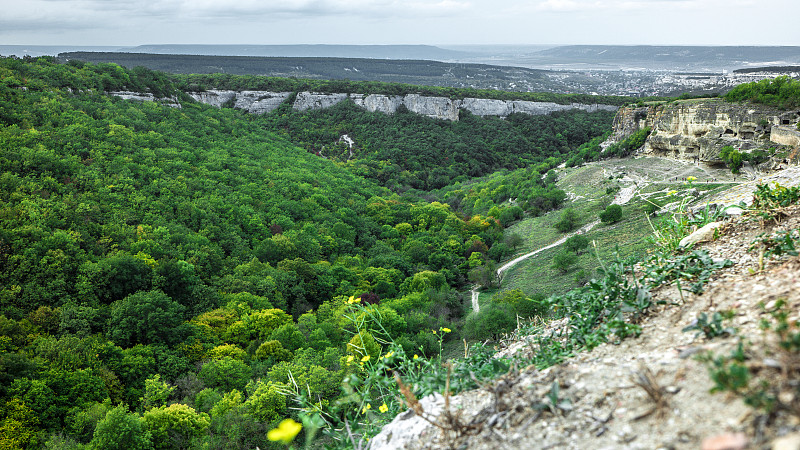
[488,242,513,261]
[599,204,623,224]
[554,208,581,233]
[91,405,152,450]
[491,289,546,318]
[464,303,517,340]
[564,234,589,254]
[719,145,744,173]
[604,127,651,158]
[198,357,252,392]
[143,404,210,450]
[552,250,578,273]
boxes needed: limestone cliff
[612,99,800,164]
[187,90,618,121]
[185,90,292,114]
[109,91,182,108]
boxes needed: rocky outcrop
[771,125,800,147]
[109,91,182,108]
[612,99,800,164]
[185,90,292,114]
[188,90,618,121]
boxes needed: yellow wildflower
[362,403,371,414]
[413,354,419,360]
[379,403,389,413]
[267,419,302,444]
[346,355,354,363]
[441,327,451,333]
[347,296,361,304]
[384,351,394,359]
[432,329,437,335]
[361,355,371,362]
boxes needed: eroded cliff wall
[612,99,800,164]
[187,90,618,121]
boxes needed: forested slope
[0,57,503,448]
[259,101,614,191]
[0,57,621,449]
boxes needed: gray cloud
[0,0,796,46]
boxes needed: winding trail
[470,180,639,313]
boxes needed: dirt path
[470,179,640,313]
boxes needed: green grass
[501,202,653,297]
[497,158,741,299]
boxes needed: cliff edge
[611,99,800,167]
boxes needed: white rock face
[370,393,445,450]
[234,91,292,114]
[186,90,291,114]
[403,94,460,120]
[461,97,513,116]
[351,94,404,114]
[188,90,619,121]
[186,90,236,108]
[771,125,800,147]
[610,99,796,163]
[109,91,181,108]
[293,92,349,111]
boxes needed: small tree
[504,233,524,251]
[141,375,176,410]
[554,208,581,232]
[143,404,209,450]
[720,145,744,173]
[599,204,623,224]
[564,234,589,254]
[91,405,152,450]
[552,250,578,273]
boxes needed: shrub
[198,357,251,392]
[91,405,152,450]
[464,303,517,341]
[552,250,578,273]
[599,204,623,224]
[719,145,744,173]
[143,404,210,450]
[554,208,581,233]
[564,234,589,254]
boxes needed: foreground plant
[699,300,800,416]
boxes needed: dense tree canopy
[0,56,623,448]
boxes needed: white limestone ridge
[109,91,182,108]
[186,90,619,121]
[610,99,800,164]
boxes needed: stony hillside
[612,99,800,167]
[372,169,800,450]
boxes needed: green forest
[257,99,614,191]
[724,75,800,109]
[11,54,771,449]
[0,56,620,449]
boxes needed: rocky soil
[373,173,800,450]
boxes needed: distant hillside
[516,45,800,71]
[119,44,474,60]
[734,66,800,74]
[58,51,558,93]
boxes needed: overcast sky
[1,0,798,46]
